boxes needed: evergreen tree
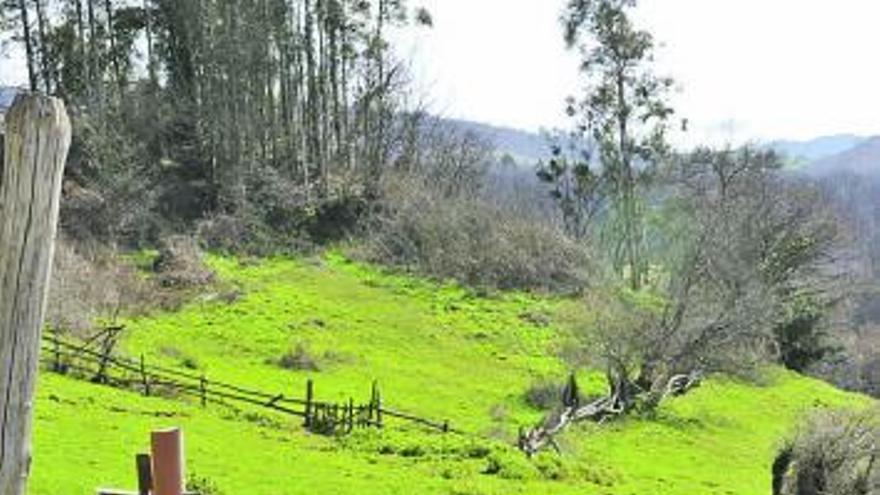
[561,0,675,290]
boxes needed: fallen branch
[663,370,702,400]
[518,370,702,456]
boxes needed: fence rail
[41,332,453,436]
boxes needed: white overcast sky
[2,0,878,144]
[392,0,880,145]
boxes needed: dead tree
[0,94,71,495]
[518,370,703,456]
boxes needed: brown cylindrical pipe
[151,428,185,495]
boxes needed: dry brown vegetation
[47,236,216,339]
[775,408,880,495]
[362,174,593,292]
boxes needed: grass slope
[32,253,869,494]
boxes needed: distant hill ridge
[804,136,880,177]
[451,119,879,174]
[446,118,552,165]
[771,134,868,165]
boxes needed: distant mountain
[459,122,872,173]
[447,119,551,165]
[804,136,880,177]
[771,135,868,167]
[804,136,880,314]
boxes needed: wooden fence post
[151,428,185,495]
[136,453,153,495]
[0,94,71,495]
[199,374,207,408]
[140,354,151,397]
[51,326,62,373]
[374,382,383,429]
[304,379,314,428]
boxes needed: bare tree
[521,147,842,455]
[635,147,840,400]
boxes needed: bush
[272,344,320,371]
[187,473,224,495]
[773,295,838,373]
[196,214,258,254]
[196,164,363,255]
[47,238,151,337]
[775,408,880,495]
[524,380,563,411]
[153,235,215,288]
[362,175,592,292]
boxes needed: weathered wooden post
[304,378,314,428]
[97,430,195,495]
[373,381,383,428]
[199,374,207,408]
[0,94,71,495]
[151,428,186,495]
[140,354,151,397]
[136,454,153,495]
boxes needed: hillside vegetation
[1,0,876,493]
[31,255,869,495]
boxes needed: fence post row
[0,94,71,495]
[42,332,455,436]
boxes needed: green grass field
[31,253,870,494]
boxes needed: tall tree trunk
[33,0,52,94]
[104,0,123,96]
[74,0,87,97]
[144,0,157,88]
[86,0,101,107]
[616,67,640,291]
[17,0,38,91]
[304,0,317,202]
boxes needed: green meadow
[31,254,870,494]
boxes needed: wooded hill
[3,1,879,493]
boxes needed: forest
[1,1,879,494]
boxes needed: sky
[3,1,879,145]
[392,0,880,145]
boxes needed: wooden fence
[40,330,454,436]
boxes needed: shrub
[362,175,592,292]
[47,238,151,337]
[273,344,320,371]
[524,380,563,411]
[153,235,215,288]
[159,346,200,370]
[482,450,536,480]
[775,408,880,495]
[197,214,257,254]
[773,295,838,373]
[196,163,362,255]
[187,473,224,495]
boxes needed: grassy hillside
[31,253,870,494]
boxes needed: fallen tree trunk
[518,370,702,456]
